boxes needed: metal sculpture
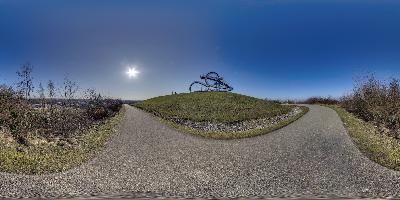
[189,72,233,92]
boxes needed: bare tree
[47,80,56,110]
[37,82,45,107]
[47,80,55,98]
[16,63,34,99]
[63,76,79,107]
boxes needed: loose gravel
[170,107,302,132]
[0,105,399,199]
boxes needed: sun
[126,67,139,78]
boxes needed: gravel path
[0,105,399,198]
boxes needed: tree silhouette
[37,82,45,107]
[16,63,34,99]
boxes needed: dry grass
[0,86,123,144]
[0,106,126,174]
[0,66,126,174]
[328,105,400,171]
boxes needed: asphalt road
[0,105,399,198]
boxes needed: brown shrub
[341,75,400,139]
[0,86,32,144]
[0,85,91,144]
[85,89,123,120]
[34,107,90,138]
[1,65,124,145]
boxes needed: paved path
[1,105,400,198]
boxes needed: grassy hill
[135,92,293,123]
[135,92,308,139]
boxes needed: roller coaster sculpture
[189,72,233,92]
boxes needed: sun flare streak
[126,67,139,78]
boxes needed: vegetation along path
[0,105,400,198]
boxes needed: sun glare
[126,67,139,78]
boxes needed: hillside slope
[135,92,292,123]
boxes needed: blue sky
[1,0,400,100]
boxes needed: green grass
[135,92,308,139]
[327,105,400,171]
[162,106,309,139]
[0,106,127,175]
[135,92,293,123]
